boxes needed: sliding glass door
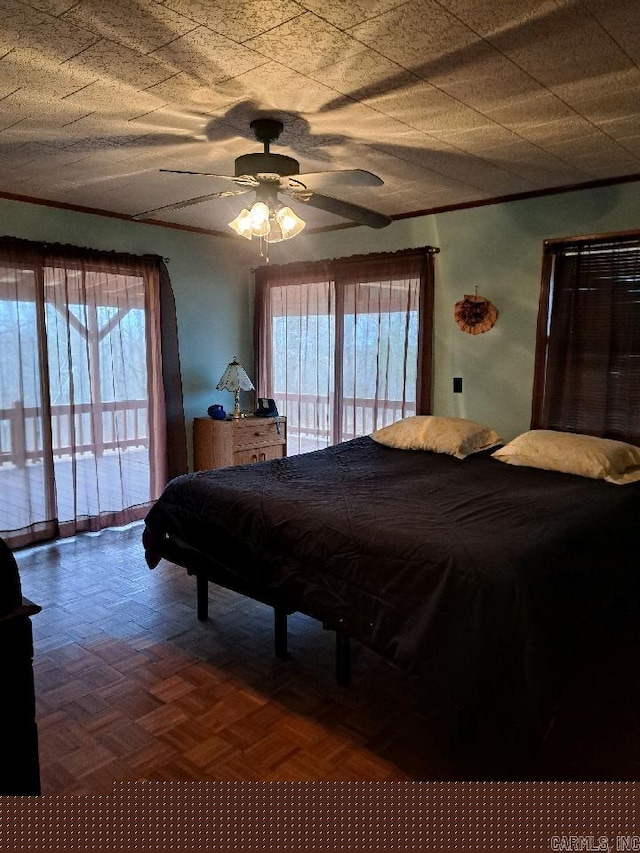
[0,245,168,548]
[255,248,435,456]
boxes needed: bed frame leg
[274,607,289,660]
[196,571,208,621]
[336,631,351,686]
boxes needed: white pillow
[371,415,502,459]
[492,429,640,484]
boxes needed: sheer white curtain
[268,277,336,454]
[0,241,174,548]
[255,249,435,455]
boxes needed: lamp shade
[216,358,255,419]
[228,209,254,240]
[265,217,284,244]
[216,358,255,393]
[248,202,271,237]
[276,206,306,239]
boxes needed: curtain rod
[251,245,439,274]
[0,235,170,265]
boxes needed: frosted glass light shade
[265,218,284,244]
[249,202,270,236]
[228,209,254,239]
[276,206,306,239]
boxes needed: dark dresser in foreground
[0,538,41,795]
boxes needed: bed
[142,421,640,749]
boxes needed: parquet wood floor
[13,523,640,792]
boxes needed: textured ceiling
[0,0,639,236]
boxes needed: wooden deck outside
[0,449,151,533]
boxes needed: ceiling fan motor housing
[234,152,300,178]
[236,118,300,178]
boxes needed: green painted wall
[2,179,639,462]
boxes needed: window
[0,239,186,548]
[532,232,640,444]
[255,248,436,455]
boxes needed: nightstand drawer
[234,444,285,466]
[233,418,285,450]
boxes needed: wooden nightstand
[193,415,287,471]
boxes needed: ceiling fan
[133,117,392,240]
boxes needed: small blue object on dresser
[208,404,226,420]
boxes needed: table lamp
[215,357,255,419]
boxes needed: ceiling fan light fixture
[265,218,284,244]
[248,201,271,236]
[275,206,306,239]
[228,198,306,244]
[228,208,254,240]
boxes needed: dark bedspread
[143,436,640,730]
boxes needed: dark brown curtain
[254,247,436,454]
[531,232,640,444]
[158,260,187,481]
[0,238,185,548]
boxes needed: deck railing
[0,394,410,466]
[0,400,149,467]
[277,392,415,453]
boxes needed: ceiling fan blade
[160,168,235,179]
[133,188,250,220]
[150,120,392,229]
[290,190,392,229]
[160,169,258,187]
[288,169,384,190]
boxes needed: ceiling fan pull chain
[258,235,270,264]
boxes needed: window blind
[532,234,640,444]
